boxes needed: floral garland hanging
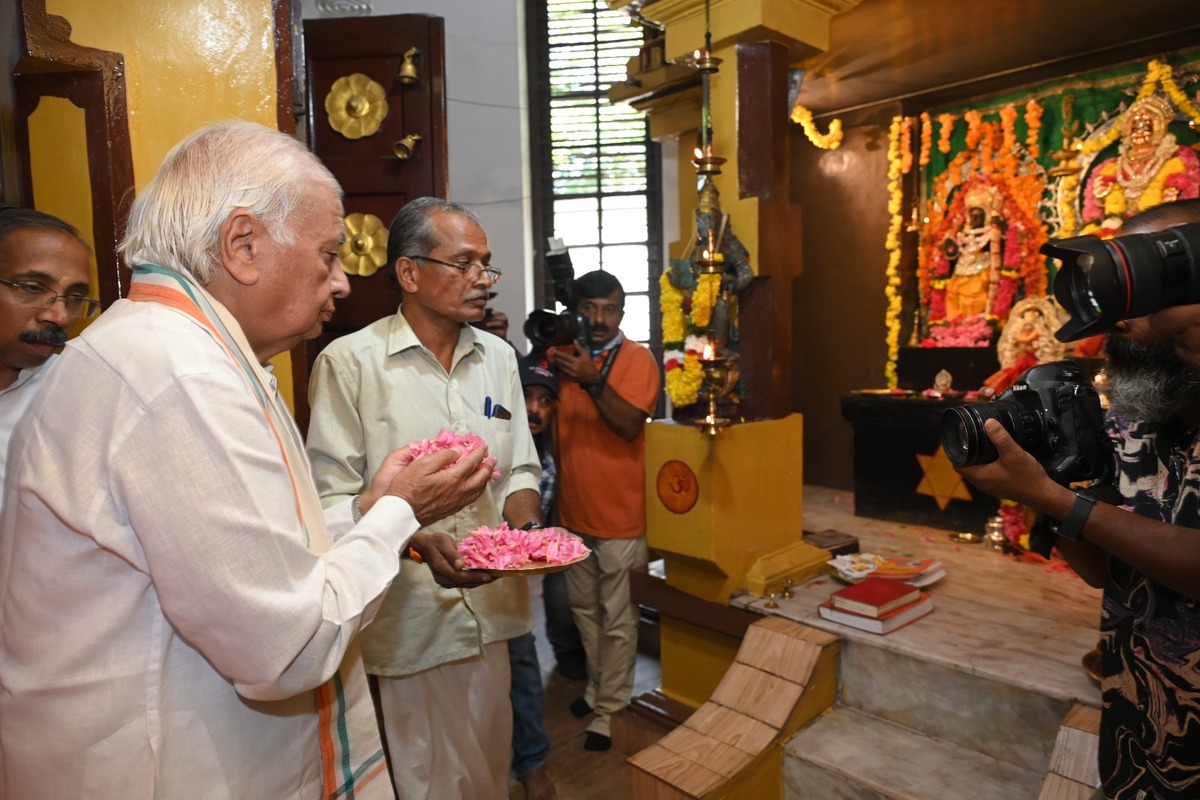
[660,272,702,408]
[919,112,933,167]
[900,116,914,175]
[937,113,955,154]
[883,116,905,387]
[1024,100,1043,159]
[789,104,844,150]
[660,271,724,408]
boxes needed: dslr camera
[940,360,1112,485]
[524,308,590,349]
[524,237,590,349]
[1044,221,1200,341]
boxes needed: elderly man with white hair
[0,120,495,800]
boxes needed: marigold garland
[789,104,844,150]
[660,272,687,343]
[883,116,905,387]
[659,269,728,408]
[999,104,1018,153]
[964,110,983,150]
[937,113,955,154]
[689,273,721,328]
[1024,99,1043,159]
[900,116,914,175]
[919,112,932,166]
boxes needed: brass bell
[398,47,420,85]
[393,133,423,160]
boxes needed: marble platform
[732,485,1104,799]
[733,484,1103,709]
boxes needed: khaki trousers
[565,533,648,737]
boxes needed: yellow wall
[27,96,96,338]
[34,0,294,405]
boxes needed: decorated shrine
[892,57,1200,383]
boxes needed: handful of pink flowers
[408,429,499,481]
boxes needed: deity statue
[666,176,753,350]
[1082,95,1200,236]
[982,296,1068,394]
[941,185,1004,322]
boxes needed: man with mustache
[0,206,96,485]
[549,270,660,752]
[957,198,1200,799]
[0,123,495,800]
[307,197,543,799]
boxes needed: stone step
[838,639,1077,773]
[784,706,1045,800]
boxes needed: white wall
[301,0,533,349]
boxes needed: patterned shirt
[1100,415,1200,799]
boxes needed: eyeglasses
[0,277,101,319]
[405,255,501,284]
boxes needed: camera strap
[594,340,621,379]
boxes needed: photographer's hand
[957,420,1071,516]
[959,421,1111,585]
[550,343,601,384]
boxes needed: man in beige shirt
[308,197,544,800]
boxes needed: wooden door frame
[12,0,134,308]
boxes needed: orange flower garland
[900,116,914,175]
[964,110,983,150]
[937,113,955,154]
[999,104,1018,153]
[919,112,932,167]
[1024,99,1043,159]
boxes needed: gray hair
[385,197,482,292]
[119,121,342,285]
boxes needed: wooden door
[298,13,448,427]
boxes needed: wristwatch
[582,377,605,397]
[1056,487,1097,542]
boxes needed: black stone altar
[839,392,1000,533]
[897,345,1000,392]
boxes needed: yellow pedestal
[646,414,827,603]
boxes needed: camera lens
[1044,222,1200,341]
[940,400,1041,466]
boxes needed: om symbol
[656,460,699,514]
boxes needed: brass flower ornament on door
[325,73,388,139]
[339,213,389,277]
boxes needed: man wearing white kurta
[0,122,495,800]
[307,198,544,800]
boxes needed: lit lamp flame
[702,342,715,361]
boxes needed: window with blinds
[529,0,662,346]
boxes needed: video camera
[524,237,590,349]
[1043,221,1200,341]
[940,360,1112,485]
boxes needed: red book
[830,575,921,618]
[818,594,934,635]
